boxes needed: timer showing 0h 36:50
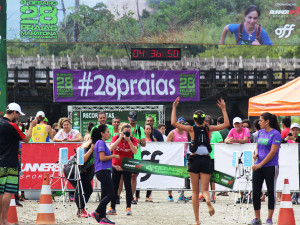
[131,48,181,60]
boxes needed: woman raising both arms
[171,97,229,225]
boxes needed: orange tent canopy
[248,76,300,116]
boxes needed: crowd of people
[0,101,299,225]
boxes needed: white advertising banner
[214,143,299,191]
[136,142,185,189]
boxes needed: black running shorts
[187,155,212,174]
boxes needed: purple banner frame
[53,70,200,102]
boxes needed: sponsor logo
[135,164,142,169]
[269,10,290,14]
[21,163,58,172]
[270,7,299,17]
[289,7,300,16]
[275,24,295,38]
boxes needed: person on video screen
[219,5,272,45]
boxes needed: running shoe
[99,217,115,224]
[90,211,100,223]
[69,195,75,202]
[80,209,89,218]
[168,196,174,202]
[16,200,23,207]
[126,207,132,216]
[178,196,189,202]
[106,207,117,215]
[265,219,273,225]
[248,218,262,225]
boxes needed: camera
[288,133,292,136]
[123,131,130,137]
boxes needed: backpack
[190,125,212,153]
[237,22,262,45]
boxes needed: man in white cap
[0,103,37,225]
[225,117,250,144]
[31,111,54,142]
[281,122,300,143]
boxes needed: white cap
[290,123,300,130]
[36,111,45,118]
[7,103,25,116]
[233,117,242,124]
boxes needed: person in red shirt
[280,117,291,139]
[107,124,138,216]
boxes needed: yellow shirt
[32,124,49,142]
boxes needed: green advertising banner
[72,110,159,136]
[0,1,7,116]
[121,158,235,189]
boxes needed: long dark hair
[193,110,206,125]
[91,124,107,144]
[260,112,281,133]
[245,5,260,17]
[144,123,155,142]
[87,122,95,133]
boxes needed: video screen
[7,0,299,46]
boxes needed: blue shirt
[228,24,273,45]
[256,129,281,167]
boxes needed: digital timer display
[131,48,181,60]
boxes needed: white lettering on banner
[269,10,290,14]
[78,72,93,96]
[275,24,295,38]
[20,174,43,180]
[22,163,58,172]
[82,112,98,119]
[79,72,176,100]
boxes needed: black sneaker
[16,200,23,207]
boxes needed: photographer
[107,124,138,216]
[63,140,95,218]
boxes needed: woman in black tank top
[171,97,230,225]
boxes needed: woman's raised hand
[217,98,226,110]
[173,97,180,108]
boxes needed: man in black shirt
[0,103,37,225]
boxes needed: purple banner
[53,70,200,102]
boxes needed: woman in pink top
[166,117,189,202]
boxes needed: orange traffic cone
[7,195,19,224]
[36,173,56,224]
[277,178,296,225]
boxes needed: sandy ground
[15,191,300,225]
